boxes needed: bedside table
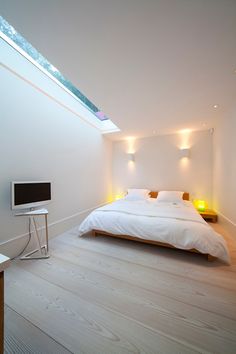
[199,210,217,223]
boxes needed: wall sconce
[128,153,135,162]
[180,148,190,158]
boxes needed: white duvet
[78,199,230,263]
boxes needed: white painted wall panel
[113,130,213,206]
[0,39,112,257]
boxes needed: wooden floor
[4,223,236,354]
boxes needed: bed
[78,191,230,263]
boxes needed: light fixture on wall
[180,148,190,158]
[128,153,135,162]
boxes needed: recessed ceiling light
[213,104,218,109]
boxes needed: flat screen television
[11,181,51,210]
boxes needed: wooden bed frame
[92,191,216,261]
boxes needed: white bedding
[78,199,230,263]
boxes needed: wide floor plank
[55,229,236,290]
[4,226,236,354]
[4,305,71,354]
[17,255,236,354]
[49,241,236,321]
[5,265,198,354]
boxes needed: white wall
[113,130,213,205]
[0,38,112,258]
[213,108,236,235]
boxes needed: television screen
[12,181,51,209]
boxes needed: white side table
[15,208,50,260]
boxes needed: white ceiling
[1,0,236,140]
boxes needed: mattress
[78,199,230,263]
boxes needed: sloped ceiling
[1,0,236,139]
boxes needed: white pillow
[156,191,184,203]
[125,188,150,201]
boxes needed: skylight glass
[0,16,109,121]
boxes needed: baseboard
[215,210,236,238]
[0,202,106,259]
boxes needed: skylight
[0,16,109,122]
